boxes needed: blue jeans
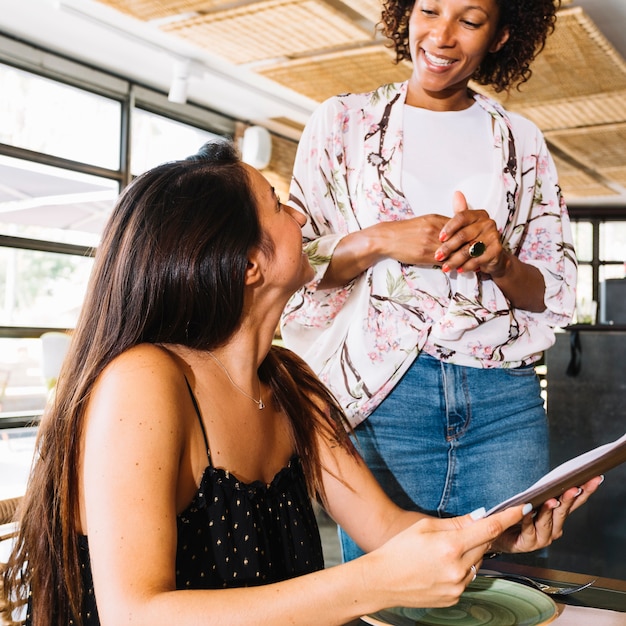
[339,352,548,562]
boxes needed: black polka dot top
[27,381,324,625]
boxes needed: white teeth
[424,50,454,66]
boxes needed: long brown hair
[1,140,354,625]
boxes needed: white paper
[487,432,626,515]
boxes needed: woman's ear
[244,251,263,286]
[490,26,510,53]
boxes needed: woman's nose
[286,205,307,228]
[429,19,454,46]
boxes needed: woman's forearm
[98,558,382,626]
[317,225,387,289]
[318,216,448,289]
[489,253,546,312]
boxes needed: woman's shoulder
[94,343,185,399]
[105,342,179,372]
[476,93,544,138]
[301,82,406,147]
[84,345,191,459]
[315,81,406,115]
[505,109,543,137]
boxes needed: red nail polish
[434,251,444,262]
[442,264,450,273]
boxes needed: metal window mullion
[0,235,94,257]
[0,142,123,183]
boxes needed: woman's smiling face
[407,0,509,110]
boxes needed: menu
[487,431,626,515]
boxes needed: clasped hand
[381,191,504,275]
[434,190,506,276]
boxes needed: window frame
[0,35,236,429]
[569,205,626,322]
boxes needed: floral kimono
[281,81,576,427]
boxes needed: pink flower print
[365,186,386,207]
[468,342,494,359]
[485,296,499,311]
[362,109,376,125]
[536,154,550,176]
[438,317,455,331]
[523,228,553,263]
[337,112,350,133]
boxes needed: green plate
[362,577,558,626]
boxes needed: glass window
[575,264,593,311]
[599,221,626,263]
[0,337,49,420]
[571,220,592,263]
[0,426,38,499]
[600,264,626,282]
[0,155,118,247]
[0,247,93,328]
[0,47,233,433]
[0,63,122,169]
[131,108,221,175]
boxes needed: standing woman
[2,140,595,626]
[281,0,576,561]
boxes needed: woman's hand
[359,475,602,611]
[434,191,547,311]
[359,504,532,611]
[434,191,506,276]
[491,476,604,554]
[376,214,450,266]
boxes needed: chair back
[41,332,71,390]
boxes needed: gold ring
[470,564,477,581]
[468,241,486,258]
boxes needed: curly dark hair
[380,0,560,92]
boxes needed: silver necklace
[207,351,265,409]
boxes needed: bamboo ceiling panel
[507,91,626,132]
[162,0,373,64]
[479,8,626,112]
[269,116,306,133]
[262,133,299,199]
[547,123,626,191]
[516,8,624,101]
[258,45,411,101]
[603,167,626,190]
[340,0,383,25]
[97,0,231,20]
[552,154,618,199]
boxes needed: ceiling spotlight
[168,59,190,104]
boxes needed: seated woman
[1,140,600,626]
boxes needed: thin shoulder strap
[184,376,212,466]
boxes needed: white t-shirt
[402,102,495,217]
